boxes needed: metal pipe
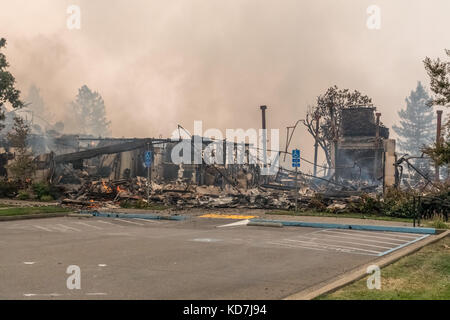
[435,110,443,182]
[374,112,381,181]
[260,105,267,130]
[260,105,268,171]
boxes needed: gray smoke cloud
[1,0,449,172]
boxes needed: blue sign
[292,149,300,168]
[144,151,153,168]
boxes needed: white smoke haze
[1,0,449,171]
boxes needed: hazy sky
[1,0,449,172]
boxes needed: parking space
[1,216,172,234]
[0,216,432,299]
[266,228,429,257]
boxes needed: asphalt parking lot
[0,215,430,299]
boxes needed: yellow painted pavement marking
[199,214,256,220]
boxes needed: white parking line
[269,240,380,256]
[336,229,422,239]
[54,224,81,232]
[378,234,430,256]
[114,218,144,226]
[296,236,393,250]
[33,225,53,232]
[316,232,406,246]
[267,241,329,252]
[321,230,410,242]
[73,222,103,230]
[96,220,123,227]
[24,293,63,297]
[283,239,383,254]
[133,218,159,223]
[217,220,250,228]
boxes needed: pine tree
[25,85,46,116]
[393,81,435,180]
[70,85,111,137]
[423,49,450,166]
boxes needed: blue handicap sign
[144,151,153,168]
[292,149,301,168]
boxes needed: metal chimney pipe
[260,105,267,130]
[374,112,381,181]
[260,106,268,175]
[435,110,443,182]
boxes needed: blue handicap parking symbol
[292,149,301,168]
[144,151,153,168]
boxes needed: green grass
[0,206,72,217]
[266,210,414,223]
[424,219,450,230]
[317,236,450,300]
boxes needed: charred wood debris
[59,171,378,212]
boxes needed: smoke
[1,0,450,171]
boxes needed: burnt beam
[54,139,159,164]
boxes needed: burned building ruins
[0,103,405,211]
[334,107,396,188]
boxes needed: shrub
[32,182,51,199]
[17,190,30,200]
[0,180,19,197]
[355,193,383,214]
[40,195,54,202]
[429,218,449,230]
[31,182,60,200]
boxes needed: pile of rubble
[61,177,307,210]
[59,176,378,212]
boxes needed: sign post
[144,145,153,204]
[292,149,301,212]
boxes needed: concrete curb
[247,221,283,228]
[283,230,450,300]
[67,213,94,218]
[90,211,187,221]
[250,218,436,234]
[0,212,70,222]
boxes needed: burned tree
[0,38,24,130]
[6,116,35,183]
[303,86,373,170]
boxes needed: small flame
[101,181,113,193]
